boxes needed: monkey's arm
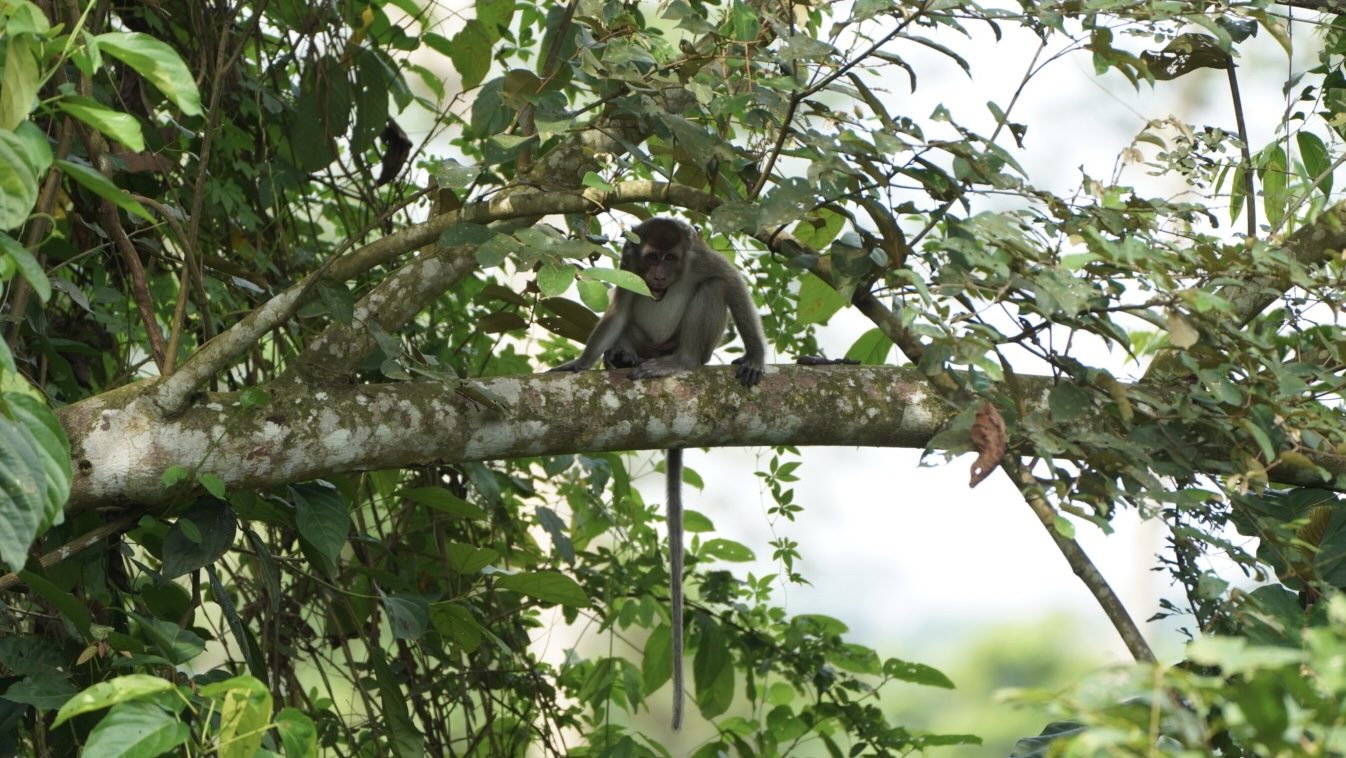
[725,274,766,387]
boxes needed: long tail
[667,447,685,730]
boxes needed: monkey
[551,216,766,729]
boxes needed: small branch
[1226,60,1257,238]
[0,515,136,592]
[1002,458,1156,662]
[101,201,167,370]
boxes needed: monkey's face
[638,243,682,300]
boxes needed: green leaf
[845,328,892,365]
[55,159,153,221]
[641,625,673,694]
[161,465,189,487]
[581,171,614,191]
[448,20,493,90]
[1260,145,1287,229]
[577,267,651,297]
[199,675,271,758]
[20,570,91,634]
[293,485,350,567]
[797,272,847,325]
[1048,382,1092,423]
[428,602,484,652]
[82,701,190,758]
[198,472,226,499]
[369,647,425,758]
[402,486,488,519]
[1297,131,1332,196]
[0,35,39,130]
[496,570,589,607]
[56,97,145,152]
[883,657,954,688]
[0,128,39,230]
[382,594,429,641]
[3,392,71,533]
[445,541,499,573]
[53,674,176,727]
[161,501,236,578]
[275,707,318,758]
[537,262,576,297]
[3,676,76,709]
[576,278,609,312]
[94,32,204,115]
[700,538,755,562]
[132,613,205,664]
[0,393,72,569]
[693,617,735,718]
[0,232,50,303]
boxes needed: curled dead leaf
[969,401,1006,488]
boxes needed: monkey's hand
[549,360,584,373]
[732,356,764,387]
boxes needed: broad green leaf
[56,159,153,221]
[293,485,350,567]
[82,702,189,758]
[797,272,847,325]
[0,396,57,570]
[1260,145,1287,229]
[700,538,755,562]
[0,233,50,303]
[402,486,488,519]
[161,501,236,578]
[200,676,271,758]
[448,21,492,90]
[0,36,39,130]
[883,657,954,688]
[369,647,425,758]
[53,674,175,727]
[56,97,145,152]
[1297,131,1332,196]
[0,129,39,229]
[20,570,90,634]
[537,262,576,297]
[4,392,70,531]
[576,278,609,312]
[3,676,77,709]
[275,707,318,758]
[382,594,429,641]
[693,617,735,718]
[641,625,673,694]
[1048,382,1092,423]
[445,542,498,573]
[132,613,205,664]
[497,570,589,607]
[94,32,204,115]
[577,267,651,297]
[845,327,893,365]
[429,602,484,652]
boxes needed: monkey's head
[626,218,693,301]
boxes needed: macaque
[551,216,767,729]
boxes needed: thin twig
[102,201,168,370]
[1226,59,1256,238]
[0,515,137,591]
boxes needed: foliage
[4,0,1346,755]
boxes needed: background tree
[2,0,1346,755]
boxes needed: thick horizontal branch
[62,365,953,510]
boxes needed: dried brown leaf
[969,401,1006,488]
